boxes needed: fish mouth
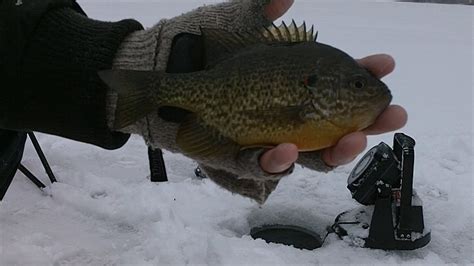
[359,91,392,130]
[348,91,393,130]
[375,91,393,114]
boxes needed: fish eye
[304,74,318,88]
[350,76,367,89]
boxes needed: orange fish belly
[238,121,350,152]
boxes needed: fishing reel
[251,133,431,251]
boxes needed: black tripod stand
[0,131,57,200]
[17,132,57,190]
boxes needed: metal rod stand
[27,132,57,183]
[19,132,57,190]
[18,164,46,190]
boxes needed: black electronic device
[333,133,431,250]
[250,133,431,251]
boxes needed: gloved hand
[109,0,333,203]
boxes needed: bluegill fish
[100,21,392,161]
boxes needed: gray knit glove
[109,0,332,203]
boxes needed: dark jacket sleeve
[0,0,144,150]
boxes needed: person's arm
[0,0,407,204]
[0,0,143,149]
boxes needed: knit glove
[109,0,333,203]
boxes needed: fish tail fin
[99,70,161,130]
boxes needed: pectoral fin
[176,115,241,160]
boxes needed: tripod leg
[18,164,46,190]
[27,132,57,183]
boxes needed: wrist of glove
[108,0,333,203]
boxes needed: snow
[1,1,473,265]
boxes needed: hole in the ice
[250,224,323,250]
[244,204,331,250]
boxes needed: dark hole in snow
[250,225,323,250]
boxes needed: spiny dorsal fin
[202,21,318,67]
[262,21,318,43]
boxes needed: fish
[99,21,392,162]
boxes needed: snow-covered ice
[1,1,473,265]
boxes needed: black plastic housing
[347,142,400,205]
[334,133,431,250]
